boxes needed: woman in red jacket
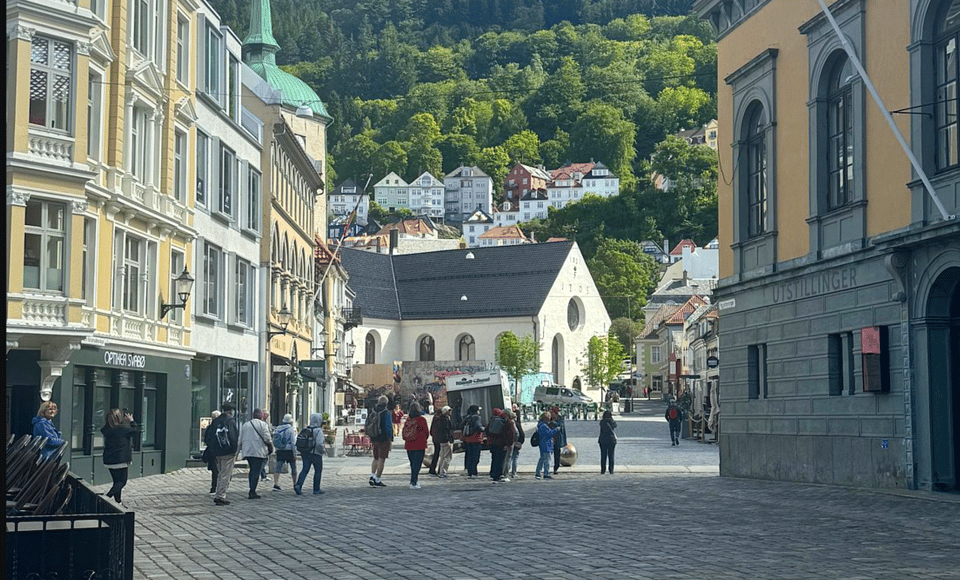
[402,402,430,489]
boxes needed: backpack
[296,427,316,454]
[365,409,383,439]
[272,427,285,449]
[668,407,679,420]
[214,419,230,451]
[488,416,505,435]
[461,416,477,437]
[402,419,418,442]
[530,430,540,447]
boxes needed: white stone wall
[191,19,262,366]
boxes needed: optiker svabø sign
[103,350,147,369]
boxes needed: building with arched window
[697,0,960,491]
[341,241,611,403]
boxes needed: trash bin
[624,399,632,413]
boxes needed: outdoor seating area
[6,434,72,517]
[341,429,372,456]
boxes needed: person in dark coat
[665,399,683,445]
[549,406,567,474]
[101,408,139,504]
[205,401,239,505]
[203,410,221,494]
[598,410,618,474]
[461,405,485,478]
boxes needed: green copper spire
[243,0,280,65]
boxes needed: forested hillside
[215,0,718,278]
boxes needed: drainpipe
[815,0,954,221]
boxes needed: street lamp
[268,306,293,339]
[160,267,195,319]
[346,341,357,358]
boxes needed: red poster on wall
[862,327,881,354]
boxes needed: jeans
[510,446,520,476]
[536,450,552,477]
[464,442,482,476]
[297,452,323,492]
[246,457,266,494]
[489,445,506,480]
[107,467,128,502]
[407,449,425,485]
[599,441,616,474]
[669,420,682,443]
[214,455,236,500]
[437,442,453,476]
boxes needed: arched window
[745,103,768,238]
[552,335,562,384]
[458,335,475,361]
[365,332,376,364]
[936,0,960,170]
[826,55,854,209]
[418,336,435,362]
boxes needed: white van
[533,384,593,405]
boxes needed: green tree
[335,131,379,183]
[371,141,408,180]
[476,145,511,199]
[586,237,660,320]
[569,102,636,189]
[609,317,642,354]
[539,129,570,169]
[581,334,626,396]
[522,56,585,138]
[502,130,541,165]
[495,331,540,399]
[438,134,481,174]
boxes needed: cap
[441,406,451,414]
[282,413,294,424]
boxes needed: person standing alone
[101,408,139,504]
[598,410,618,474]
[665,399,683,446]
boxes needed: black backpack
[461,416,477,437]
[530,429,540,447]
[296,427,316,453]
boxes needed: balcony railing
[342,307,362,330]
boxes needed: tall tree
[586,237,660,320]
[581,334,625,397]
[569,102,637,189]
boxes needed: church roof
[340,241,575,321]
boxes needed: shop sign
[103,350,146,368]
[706,356,719,368]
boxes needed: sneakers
[248,492,261,499]
[499,477,510,483]
[535,475,542,479]
[468,474,478,479]
[543,475,554,479]
[273,485,281,491]
[409,483,422,489]
[313,489,325,495]
[294,485,302,495]
[213,498,230,506]
[368,476,376,487]
[374,481,387,487]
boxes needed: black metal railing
[342,307,362,330]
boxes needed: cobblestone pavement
[102,401,960,580]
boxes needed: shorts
[372,441,391,460]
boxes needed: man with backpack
[272,414,298,491]
[203,402,239,506]
[366,395,392,487]
[460,404,485,478]
[665,398,684,446]
[428,405,454,477]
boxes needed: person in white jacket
[272,414,298,491]
[238,409,273,499]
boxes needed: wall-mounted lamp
[333,336,341,355]
[267,306,293,339]
[346,341,357,358]
[160,267,195,319]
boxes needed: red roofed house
[477,225,532,247]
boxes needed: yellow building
[696,0,960,491]
[7,0,198,481]
[241,0,329,427]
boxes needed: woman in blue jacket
[536,412,561,479]
[32,401,65,460]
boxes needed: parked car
[533,385,594,405]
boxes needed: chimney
[389,229,399,254]
[663,238,669,255]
